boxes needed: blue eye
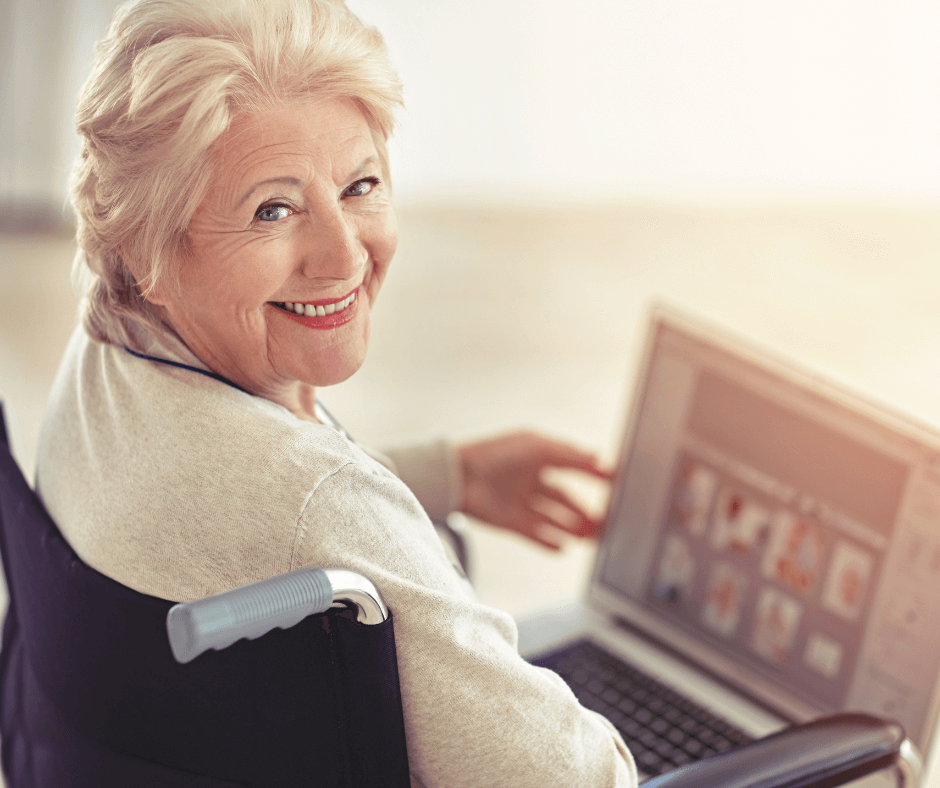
[256,204,292,222]
[345,177,379,198]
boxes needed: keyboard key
[605,708,625,726]
[617,697,637,716]
[680,718,703,736]
[571,668,590,685]
[670,750,692,767]
[637,750,664,773]
[650,718,669,735]
[698,728,733,751]
[663,707,686,725]
[619,717,641,737]
[712,736,733,752]
[580,693,605,714]
[647,697,667,714]
[655,740,677,759]
[531,639,753,777]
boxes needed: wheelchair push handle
[166,567,389,664]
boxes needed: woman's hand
[457,431,612,551]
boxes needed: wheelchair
[0,402,921,787]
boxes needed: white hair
[71,0,402,349]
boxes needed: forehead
[208,98,377,196]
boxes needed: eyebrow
[236,177,304,210]
[235,156,379,210]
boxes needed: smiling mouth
[271,290,357,317]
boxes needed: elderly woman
[33,0,638,785]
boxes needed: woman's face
[153,98,397,415]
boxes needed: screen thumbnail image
[701,562,748,636]
[711,487,770,555]
[761,513,826,596]
[804,632,843,679]
[675,462,718,536]
[821,541,874,621]
[751,586,803,664]
[652,535,697,603]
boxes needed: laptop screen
[595,308,940,750]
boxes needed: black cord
[123,346,249,394]
[122,346,351,438]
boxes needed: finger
[528,496,600,541]
[533,532,564,552]
[536,440,613,479]
[509,516,565,551]
[535,480,597,526]
[570,516,604,539]
[554,512,602,539]
[531,495,604,541]
[499,509,564,551]
[530,524,565,551]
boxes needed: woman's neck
[268,382,321,424]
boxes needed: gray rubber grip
[166,566,333,664]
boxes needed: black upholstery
[0,403,410,787]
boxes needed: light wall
[4,1,940,209]
[0,0,114,212]
[350,0,940,205]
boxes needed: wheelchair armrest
[640,713,921,788]
[166,567,389,663]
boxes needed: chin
[310,366,361,388]
[289,317,371,388]
[304,351,367,388]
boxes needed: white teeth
[282,291,356,317]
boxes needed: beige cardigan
[36,325,637,788]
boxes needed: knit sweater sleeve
[379,439,463,521]
[288,456,637,788]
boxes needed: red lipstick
[270,288,358,330]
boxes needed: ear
[140,283,167,307]
[118,245,167,306]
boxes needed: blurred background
[4,0,940,628]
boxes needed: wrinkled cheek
[362,260,385,305]
[370,212,398,291]
[241,308,270,334]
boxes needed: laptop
[525,303,940,785]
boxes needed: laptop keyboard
[532,639,754,776]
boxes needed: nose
[299,203,364,282]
